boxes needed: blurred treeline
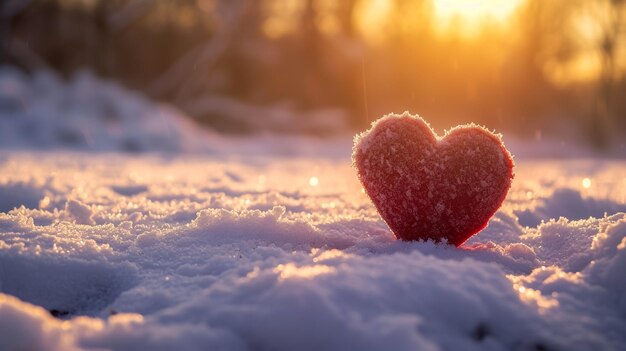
[1,0,625,145]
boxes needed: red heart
[353,113,514,246]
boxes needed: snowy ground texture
[1,68,626,351]
[0,152,625,351]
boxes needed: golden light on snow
[311,248,348,262]
[246,266,261,279]
[274,263,335,280]
[515,285,560,311]
[510,278,560,312]
[544,270,582,285]
[321,201,337,209]
[582,178,592,189]
[39,196,51,209]
[110,313,145,325]
[309,176,319,187]
[507,267,580,313]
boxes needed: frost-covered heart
[353,112,514,246]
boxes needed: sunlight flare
[433,0,522,22]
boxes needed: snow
[0,152,624,351]
[0,66,350,154]
[0,66,210,153]
[0,68,625,350]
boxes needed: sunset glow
[431,0,523,37]
[433,0,523,23]
[1,0,626,349]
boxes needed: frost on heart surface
[353,112,515,246]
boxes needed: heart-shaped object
[353,112,514,246]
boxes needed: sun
[433,0,523,32]
[433,0,522,21]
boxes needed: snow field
[0,153,625,350]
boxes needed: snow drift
[0,152,624,351]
